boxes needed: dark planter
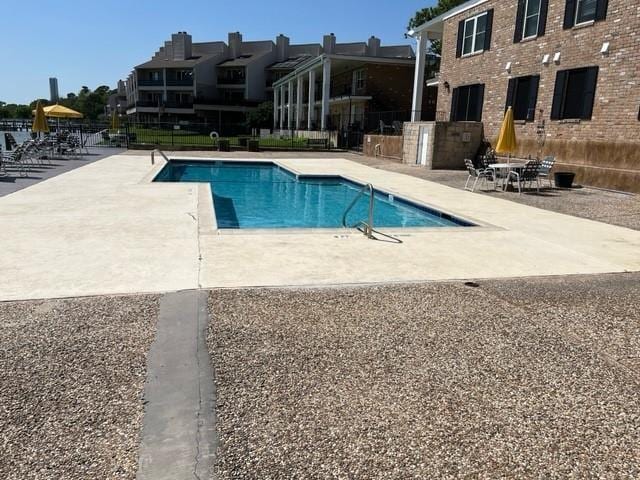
[238,137,248,147]
[218,139,230,152]
[248,139,260,152]
[554,172,575,188]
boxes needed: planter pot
[218,139,230,152]
[248,139,260,152]
[554,172,575,188]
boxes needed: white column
[273,87,279,130]
[279,85,285,130]
[320,58,331,130]
[287,80,294,130]
[411,34,427,122]
[308,69,316,130]
[296,75,304,129]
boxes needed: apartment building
[410,0,640,191]
[124,31,421,133]
[271,34,421,132]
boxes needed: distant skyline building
[49,77,59,102]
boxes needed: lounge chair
[538,156,556,188]
[506,160,541,194]
[464,158,495,192]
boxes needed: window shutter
[505,78,517,111]
[476,84,485,121]
[451,88,460,121]
[484,10,494,51]
[564,0,577,29]
[551,71,568,119]
[456,20,465,58]
[581,67,599,120]
[595,0,609,21]
[514,0,526,43]
[527,76,540,121]
[538,0,549,36]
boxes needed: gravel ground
[0,294,158,480]
[351,156,640,231]
[208,273,640,479]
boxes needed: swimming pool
[154,161,474,229]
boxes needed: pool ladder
[150,148,170,165]
[342,183,375,239]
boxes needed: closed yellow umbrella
[43,104,83,119]
[32,101,49,134]
[495,106,517,155]
[111,111,120,130]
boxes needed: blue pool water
[154,161,473,229]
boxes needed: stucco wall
[363,134,403,160]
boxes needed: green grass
[125,127,320,148]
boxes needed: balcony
[166,78,194,87]
[136,100,162,108]
[164,101,194,109]
[138,79,164,87]
[217,75,246,85]
[194,97,260,107]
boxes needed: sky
[0,0,436,104]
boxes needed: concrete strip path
[137,290,216,480]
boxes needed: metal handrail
[151,148,170,165]
[342,183,374,238]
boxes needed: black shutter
[596,0,609,21]
[527,76,540,121]
[451,88,460,121]
[538,0,549,36]
[476,84,485,121]
[551,71,568,120]
[581,67,599,120]
[484,9,494,51]
[564,0,577,29]
[505,78,517,111]
[514,0,526,43]
[456,20,465,58]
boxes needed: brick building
[410,0,640,192]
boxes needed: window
[523,0,541,38]
[352,69,365,91]
[451,84,485,121]
[456,10,494,58]
[505,75,540,121]
[463,13,486,55]
[514,0,548,42]
[550,67,599,120]
[563,0,607,29]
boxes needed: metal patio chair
[506,160,542,194]
[538,155,556,188]
[464,158,495,192]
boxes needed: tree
[245,101,274,129]
[408,0,468,54]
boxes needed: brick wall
[437,0,640,191]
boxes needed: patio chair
[538,155,555,188]
[506,160,541,194]
[1,145,30,176]
[464,158,495,192]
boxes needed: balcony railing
[166,78,194,87]
[136,100,162,108]
[164,101,194,109]
[194,97,260,107]
[138,79,164,87]
[217,76,246,85]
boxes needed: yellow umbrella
[42,104,83,119]
[495,106,517,155]
[111,111,120,130]
[32,101,49,134]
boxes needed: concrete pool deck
[0,152,639,301]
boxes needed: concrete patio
[0,151,639,301]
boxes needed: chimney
[323,33,336,54]
[367,36,381,57]
[228,31,243,58]
[171,32,192,60]
[276,34,290,62]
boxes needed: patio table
[489,162,527,190]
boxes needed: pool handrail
[342,183,374,239]
[151,148,170,165]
